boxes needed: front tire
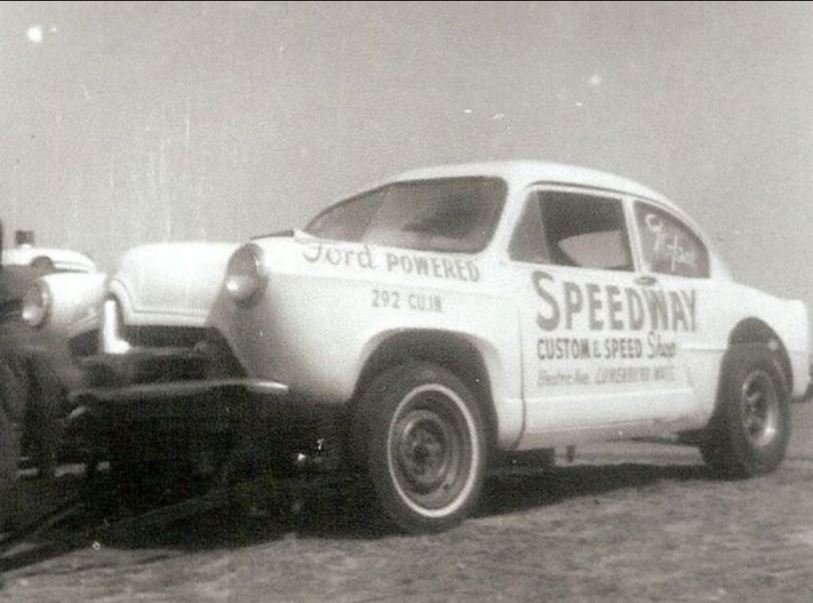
[352,362,487,533]
[700,344,790,478]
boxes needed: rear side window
[635,202,709,278]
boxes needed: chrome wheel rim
[740,369,779,448]
[388,386,474,512]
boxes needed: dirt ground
[3,404,813,602]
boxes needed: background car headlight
[22,280,52,327]
[225,244,266,304]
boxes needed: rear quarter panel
[108,242,239,327]
[693,280,809,410]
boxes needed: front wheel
[700,344,790,478]
[352,362,487,534]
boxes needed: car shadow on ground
[478,462,711,518]
[0,460,714,573]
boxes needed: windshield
[304,177,507,253]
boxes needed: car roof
[391,160,675,208]
[2,246,96,273]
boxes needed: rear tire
[352,362,487,534]
[700,344,790,478]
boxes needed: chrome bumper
[68,377,292,424]
[70,377,289,405]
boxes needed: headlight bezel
[225,244,267,305]
[21,280,52,328]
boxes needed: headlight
[225,244,267,304]
[22,280,52,328]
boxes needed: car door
[508,186,698,447]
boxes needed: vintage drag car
[73,162,810,533]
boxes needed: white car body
[76,161,809,532]
[24,271,107,390]
[105,242,240,333]
[8,246,101,392]
[206,161,808,450]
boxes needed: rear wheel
[700,344,790,478]
[352,362,487,533]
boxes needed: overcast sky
[1,1,812,305]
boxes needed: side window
[635,202,709,278]
[540,191,633,271]
[509,195,548,263]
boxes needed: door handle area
[635,275,658,286]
